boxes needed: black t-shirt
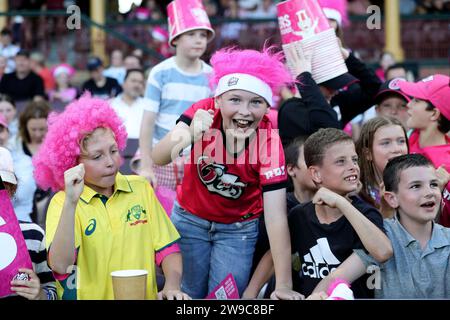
[278,72,340,147]
[0,71,45,102]
[288,195,384,298]
[82,77,122,99]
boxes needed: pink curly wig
[209,46,294,97]
[32,93,127,192]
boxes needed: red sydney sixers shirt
[176,98,287,224]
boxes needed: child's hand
[285,45,313,76]
[10,268,44,300]
[190,109,214,143]
[64,163,85,203]
[270,287,304,300]
[306,291,328,300]
[312,187,345,208]
[158,288,191,300]
[436,165,450,190]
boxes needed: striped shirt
[19,221,57,300]
[144,57,212,145]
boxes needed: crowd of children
[1,0,449,301]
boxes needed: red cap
[398,74,450,120]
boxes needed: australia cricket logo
[197,156,246,199]
[126,205,148,226]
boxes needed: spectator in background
[0,113,8,147]
[238,0,260,17]
[385,64,408,81]
[110,69,148,139]
[151,27,171,59]
[204,0,219,16]
[416,0,450,13]
[0,28,20,73]
[350,77,412,135]
[82,56,122,99]
[376,51,396,82]
[0,94,19,144]
[0,50,45,103]
[400,0,418,15]
[253,0,277,18]
[9,101,50,224]
[103,49,127,85]
[124,54,142,70]
[220,0,245,46]
[347,0,372,15]
[48,63,78,105]
[0,56,7,79]
[30,51,55,93]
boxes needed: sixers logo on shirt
[197,156,247,199]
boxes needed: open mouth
[420,201,435,208]
[344,175,358,182]
[232,119,254,130]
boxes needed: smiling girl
[356,116,409,216]
[152,47,303,300]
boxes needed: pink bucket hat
[398,74,450,120]
[167,0,215,47]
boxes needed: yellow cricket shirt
[45,173,180,300]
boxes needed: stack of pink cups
[277,0,348,83]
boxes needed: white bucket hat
[0,146,17,184]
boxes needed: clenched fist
[64,163,85,204]
[190,109,214,143]
[312,187,345,209]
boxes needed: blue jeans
[171,202,259,299]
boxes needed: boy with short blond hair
[139,0,215,188]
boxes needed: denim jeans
[171,202,259,299]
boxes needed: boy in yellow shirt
[33,94,189,300]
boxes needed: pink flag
[0,189,33,298]
[205,273,240,299]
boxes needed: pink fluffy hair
[209,46,294,97]
[33,93,127,192]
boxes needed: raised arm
[48,164,84,275]
[312,187,393,263]
[152,109,214,166]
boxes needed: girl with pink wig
[32,94,190,300]
[152,47,303,300]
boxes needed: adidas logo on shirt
[301,238,341,279]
